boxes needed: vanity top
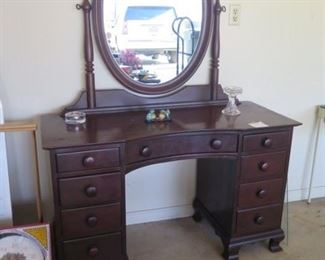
[41,101,301,149]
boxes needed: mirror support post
[210,0,226,101]
[77,0,96,109]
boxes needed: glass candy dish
[64,111,86,125]
[222,86,243,116]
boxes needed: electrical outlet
[229,4,241,26]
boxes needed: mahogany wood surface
[56,148,120,173]
[236,204,283,236]
[240,151,287,182]
[59,173,121,209]
[125,133,238,164]
[42,102,300,149]
[61,203,121,240]
[41,102,301,260]
[242,131,291,153]
[76,0,96,108]
[63,233,122,260]
[238,178,284,208]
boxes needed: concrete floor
[127,198,325,260]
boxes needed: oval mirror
[93,0,212,96]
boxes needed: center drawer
[126,133,238,164]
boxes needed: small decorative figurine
[145,109,171,123]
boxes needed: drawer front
[61,204,121,239]
[59,173,121,209]
[126,134,237,164]
[56,148,120,173]
[238,179,284,208]
[242,131,290,153]
[63,233,122,260]
[236,205,282,236]
[240,151,287,182]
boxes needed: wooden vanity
[41,102,300,259]
[40,1,301,259]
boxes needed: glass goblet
[222,86,243,116]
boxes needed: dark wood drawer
[242,131,290,153]
[59,173,121,209]
[236,204,282,236]
[61,204,121,239]
[238,179,284,208]
[56,148,120,173]
[240,151,287,182]
[126,133,237,164]
[63,233,122,260]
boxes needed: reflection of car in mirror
[111,1,178,63]
[103,0,203,85]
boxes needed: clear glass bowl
[64,111,86,125]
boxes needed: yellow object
[25,226,48,249]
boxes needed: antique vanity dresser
[41,1,301,259]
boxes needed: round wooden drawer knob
[88,246,99,257]
[210,139,223,150]
[259,162,269,171]
[85,186,97,197]
[87,216,98,227]
[262,138,272,148]
[256,189,267,198]
[140,146,152,157]
[255,216,265,225]
[83,156,95,167]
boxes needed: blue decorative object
[145,109,171,123]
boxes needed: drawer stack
[53,146,124,260]
[236,131,291,236]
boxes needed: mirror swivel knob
[85,186,97,197]
[83,156,95,167]
[88,246,99,257]
[140,146,152,157]
[87,216,98,227]
[256,189,267,198]
[211,139,223,150]
[255,216,265,225]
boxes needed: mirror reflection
[104,0,202,85]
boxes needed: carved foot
[192,210,202,223]
[269,237,284,252]
[222,244,240,260]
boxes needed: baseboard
[126,204,194,225]
[126,187,325,225]
[288,186,325,202]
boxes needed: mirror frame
[92,0,213,96]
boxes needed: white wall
[0,0,324,225]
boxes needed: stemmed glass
[222,86,243,116]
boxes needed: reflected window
[104,0,202,85]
